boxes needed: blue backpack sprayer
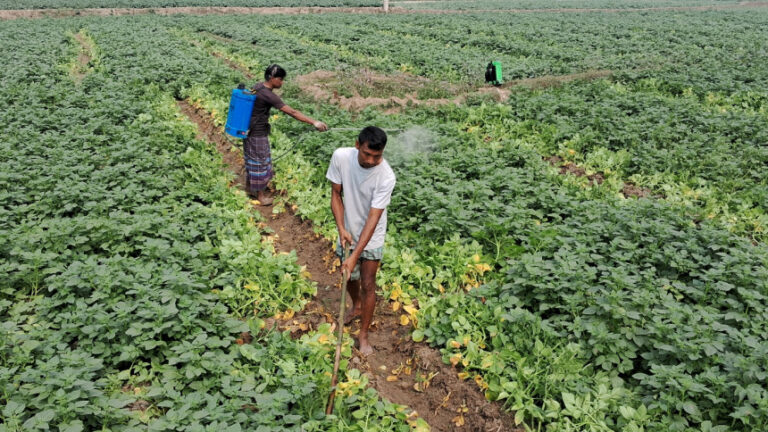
[225,83,257,138]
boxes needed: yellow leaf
[452,415,465,427]
[462,336,471,346]
[392,301,401,312]
[250,199,261,205]
[282,309,295,320]
[317,334,329,344]
[474,375,488,390]
[389,286,402,301]
[399,315,410,326]
[472,254,481,263]
[403,304,418,316]
[457,371,470,380]
[300,267,312,279]
[449,354,462,366]
[449,340,461,349]
[386,375,398,382]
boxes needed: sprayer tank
[225,86,257,138]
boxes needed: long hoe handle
[326,245,349,415]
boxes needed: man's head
[355,126,387,169]
[264,64,286,89]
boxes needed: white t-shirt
[326,147,396,250]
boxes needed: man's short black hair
[265,64,286,80]
[358,126,387,151]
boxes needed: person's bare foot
[256,191,273,206]
[358,337,373,356]
[344,312,360,325]
[345,307,361,325]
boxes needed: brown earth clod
[177,98,520,431]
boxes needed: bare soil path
[2,2,767,20]
[176,99,520,431]
[71,31,93,83]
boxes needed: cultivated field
[1,2,767,431]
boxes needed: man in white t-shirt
[326,126,396,356]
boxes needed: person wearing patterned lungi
[245,64,328,205]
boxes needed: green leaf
[514,409,525,426]
[561,392,577,412]
[619,405,636,420]
[681,401,701,418]
[59,420,84,432]
[2,400,24,417]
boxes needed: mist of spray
[385,126,437,165]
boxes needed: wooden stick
[326,245,350,415]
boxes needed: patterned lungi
[243,135,273,193]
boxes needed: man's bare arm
[331,182,353,247]
[280,105,327,131]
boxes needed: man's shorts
[335,245,384,281]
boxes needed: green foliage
[4,6,768,432]
[0,18,407,431]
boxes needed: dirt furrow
[184,35,255,80]
[176,99,519,431]
[71,31,94,83]
[3,2,767,20]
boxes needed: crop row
[179,11,768,240]
[166,12,768,432]
[263,96,768,431]
[3,9,767,432]
[0,18,412,431]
